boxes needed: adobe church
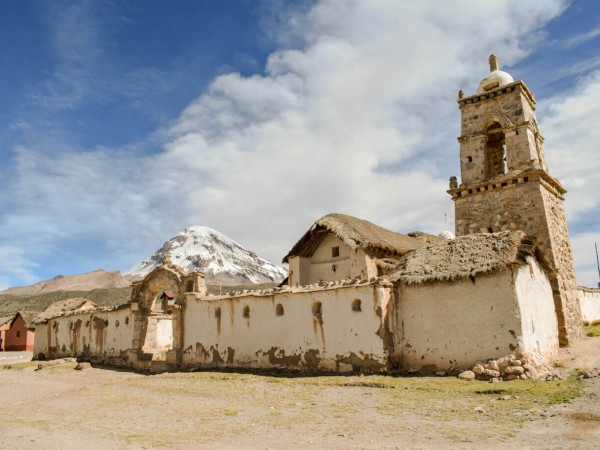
[33,56,588,379]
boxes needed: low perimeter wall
[33,305,134,366]
[579,287,600,324]
[181,281,393,372]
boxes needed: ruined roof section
[391,231,538,285]
[283,213,444,263]
[35,298,98,323]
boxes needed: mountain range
[0,225,287,295]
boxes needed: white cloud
[2,0,574,286]
[561,26,600,49]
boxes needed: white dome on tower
[476,54,514,94]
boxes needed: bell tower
[448,55,582,345]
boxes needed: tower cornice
[458,80,536,110]
[448,168,566,200]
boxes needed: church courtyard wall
[33,306,134,366]
[579,287,600,324]
[180,281,393,372]
[392,258,557,372]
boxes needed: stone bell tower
[448,55,582,346]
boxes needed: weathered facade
[33,229,562,377]
[448,55,582,345]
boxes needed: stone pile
[458,354,550,381]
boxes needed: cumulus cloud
[2,0,574,286]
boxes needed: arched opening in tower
[484,122,508,179]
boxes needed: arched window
[186,280,194,292]
[275,304,284,316]
[352,299,362,312]
[243,306,250,318]
[484,122,508,179]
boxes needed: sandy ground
[0,337,598,449]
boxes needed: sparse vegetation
[584,320,600,337]
[0,363,593,447]
[0,287,132,316]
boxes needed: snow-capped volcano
[127,226,287,286]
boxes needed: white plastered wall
[395,270,525,371]
[34,307,134,363]
[579,288,600,323]
[513,256,558,362]
[181,283,390,372]
[288,235,371,286]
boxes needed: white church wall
[34,306,134,365]
[394,270,525,371]
[513,256,558,362]
[579,287,600,323]
[181,282,391,372]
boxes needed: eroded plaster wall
[181,282,392,372]
[393,270,526,372]
[513,257,558,362]
[34,306,134,366]
[579,288,600,324]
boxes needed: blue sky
[0,0,599,289]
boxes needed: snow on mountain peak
[127,226,287,286]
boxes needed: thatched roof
[35,298,98,323]
[0,315,14,328]
[283,213,444,263]
[17,311,39,329]
[391,231,539,285]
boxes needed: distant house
[283,213,444,286]
[0,311,38,351]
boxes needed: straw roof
[0,315,14,328]
[391,231,539,285]
[17,311,39,329]
[0,311,39,329]
[283,213,444,263]
[35,298,98,323]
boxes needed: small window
[467,156,472,163]
[312,302,322,317]
[276,304,284,316]
[215,307,222,319]
[16,330,20,338]
[186,280,194,292]
[352,299,362,312]
[115,320,120,328]
[124,317,129,325]
[243,306,250,318]
[332,246,340,257]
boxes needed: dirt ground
[0,336,599,450]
